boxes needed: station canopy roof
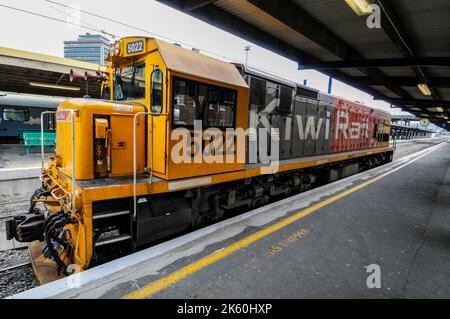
[157,0,450,129]
[0,47,107,99]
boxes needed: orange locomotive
[6,37,393,283]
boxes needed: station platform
[0,144,51,169]
[10,139,450,299]
[0,144,51,199]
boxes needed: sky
[0,0,410,116]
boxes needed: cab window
[113,61,146,101]
[173,79,197,127]
[151,69,163,113]
[207,88,236,128]
[172,77,236,129]
[101,84,111,100]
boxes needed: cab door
[148,66,167,175]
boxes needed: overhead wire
[45,0,240,62]
[44,0,319,85]
[0,3,120,38]
[47,4,120,39]
[0,1,326,87]
[48,4,98,30]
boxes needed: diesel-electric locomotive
[6,37,393,283]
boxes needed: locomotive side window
[207,88,235,128]
[172,77,236,129]
[151,69,163,113]
[173,78,198,127]
[2,108,30,121]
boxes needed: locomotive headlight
[114,43,120,55]
[109,45,115,56]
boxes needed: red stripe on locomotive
[331,97,384,153]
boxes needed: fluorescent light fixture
[435,106,444,112]
[345,0,372,16]
[29,81,80,91]
[417,83,432,96]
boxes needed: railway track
[0,246,38,298]
[0,261,31,274]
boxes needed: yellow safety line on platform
[123,142,447,299]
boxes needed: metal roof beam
[392,115,419,120]
[182,0,217,11]
[156,0,389,98]
[158,0,315,64]
[386,98,450,107]
[247,0,411,99]
[298,57,450,70]
[248,0,357,60]
[375,0,441,101]
[358,77,450,88]
[400,108,448,119]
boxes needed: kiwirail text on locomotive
[171,110,369,165]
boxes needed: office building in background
[64,33,110,65]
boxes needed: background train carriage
[0,93,63,144]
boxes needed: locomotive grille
[296,86,318,100]
[279,85,293,113]
[249,76,267,109]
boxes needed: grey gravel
[0,248,28,269]
[0,194,31,220]
[0,249,38,298]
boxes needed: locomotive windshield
[113,60,146,101]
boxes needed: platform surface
[129,141,450,299]
[0,144,51,169]
[10,139,450,299]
